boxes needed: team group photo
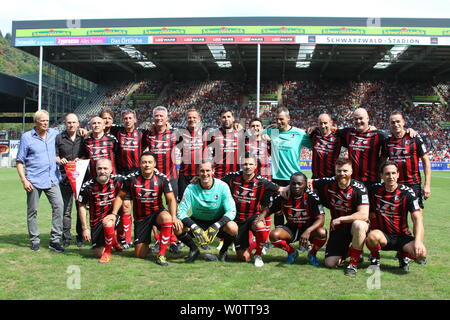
[0,1,449,302]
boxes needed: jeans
[26,184,64,244]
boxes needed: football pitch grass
[0,168,449,300]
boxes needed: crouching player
[366,161,426,272]
[175,160,238,263]
[78,159,124,263]
[111,152,180,266]
[221,155,280,266]
[259,172,327,266]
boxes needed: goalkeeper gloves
[205,222,221,244]
[190,224,208,245]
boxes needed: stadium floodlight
[136,61,157,68]
[296,44,315,68]
[207,44,232,68]
[296,61,311,68]
[373,45,410,69]
[119,45,156,68]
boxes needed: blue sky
[2,0,449,35]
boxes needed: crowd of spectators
[280,80,449,161]
[7,79,449,162]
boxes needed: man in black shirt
[55,113,84,248]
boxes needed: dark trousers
[60,183,82,242]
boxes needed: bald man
[337,108,388,190]
[78,158,125,263]
[56,113,84,248]
[79,116,119,178]
[309,113,344,179]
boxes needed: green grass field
[0,168,449,300]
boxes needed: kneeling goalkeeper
[176,159,237,262]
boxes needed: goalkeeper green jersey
[177,178,236,222]
[264,126,312,180]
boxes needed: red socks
[103,226,115,254]
[309,237,327,256]
[273,240,295,254]
[349,246,363,266]
[121,214,132,243]
[368,244,382,259]
[399,251,413,260]
[158,223,172,257]
[254,227,269,256]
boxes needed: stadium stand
[14,79,446,161]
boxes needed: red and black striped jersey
[178,127,207,177]
[310,129,343,178]
[338,128,387,183]
[222,171,279,222]
[145,128,178,179]
[77,175,125,228]
[382,134,427,185]
[206,128,245,179]
[269,191,324,230]
[369,183,421,235]
[313,177,369,225]
[80,134,119,177]
[244,134,271,179]
[110,127,147,174]
[123,171,173,221]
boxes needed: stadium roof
[12,17,450,83]
[0,73,38,120]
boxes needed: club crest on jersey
[346,193,352,199]
[214,194,219,200]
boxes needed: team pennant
[64,160,90,198]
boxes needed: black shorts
[91,217,120,248]
[133,209,167,244]
[324,225,353,259]
[276,223,309,243]
[190,217,227,240]
[381,233,415,252]
[91,222,105,249]
[235,215,258,250]
[405,184,424,209]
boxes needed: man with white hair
[17,110,65,253]
[144,106,179,198]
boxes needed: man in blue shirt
[16,110,65,253]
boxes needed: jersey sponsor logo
[361,194,369,204]
[287,207,310,223]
